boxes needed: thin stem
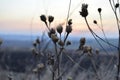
[52,69,55,80]
[64,52,86,71]
[64,33,69,43]
[85,17,110,55]
[45,22,50,31]
[109,0,120,79]
[64,0,71,40]
[99,13,110,46]
[86,18,118,49]
[89,55,101,80]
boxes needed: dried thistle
[93,20,97,24]
[48,15,54,23]
[98,8,102,13]
[115,3,119,8]
[80,37,86,46]
[79,4,88,17]
[48,28,56,38]
[40,15,47,23]
[66,40,71,46]
[48,55,54,65]
[51,34,59,43]
[32,48,39,55]
[83,46,92,54]
[66,25,72,34]
[56,25,63,34]
[50,28,56,34]
[33,41,37,47]
[36,38,40,44]
[68,19,72,25]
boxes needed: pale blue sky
[0,0,119,38]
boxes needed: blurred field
[0,34,118,80]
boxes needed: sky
[0,0,119,38]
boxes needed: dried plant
[79,1,120,80]
[40,14,73,80]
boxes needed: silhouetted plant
[79,1,120,80]
[40,14,73,80]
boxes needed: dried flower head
[115,3,119,8]
[56,25,63,34]
[33,41,37,47]
[66,25,72,34]
[68,19,72,25]
[79,4,88,17]
[40,15,47,22]
[83,46,92,53]
[58,40,64,46]
[37,63,44,70]
[50,28,56,34]
[66,41,71,46]
[93,20,97,24]
[48,28,56,38]
[98,8,102,13]
[36,38,40,44]
[80,37,86,46]
[32,48,39,55]
[48,55,54,65]
[51,34,59,43]
[48,15,54,23]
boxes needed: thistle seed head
[40,15,47,23]
[36,38,40,44]
[56,24,63,34]
[115,3,119,8]
[51,34,59,43]
[37,63,44,70]
[93,20,97,24]
[33,41,37,47]
[79,4,88,17]
[48,15,54,23]
[68,19,72,25]
[66,41,71,46]
[66,25,72,34]
[80,37,86,46]
[98,8,102,13]
[83,46,92,54]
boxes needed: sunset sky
[0,0,119,38]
